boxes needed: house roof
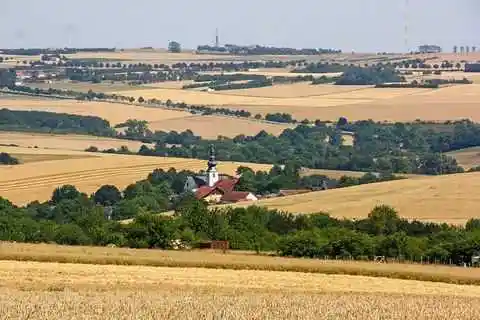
[195,186,218,199]
[194,178,241,200]
[215,178,239,193]
[221,191,252,202]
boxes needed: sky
[0,0,478,52]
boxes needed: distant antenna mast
[215,28,220,48]
[404,0,410,53]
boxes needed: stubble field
[0,132,154,152]
[447,147,480,169]
[229,172,480,224]
[0,96,192,125]
[148,114,294,138]
[2,255,480,319]
[117,82,480,122]
[0,95,293,137]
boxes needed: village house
[184,145,258,204]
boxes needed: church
[183,145,258,204]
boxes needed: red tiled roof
[195,186,216,199]
[214,178,239,193]
[221,191,252,202]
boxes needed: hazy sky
[0,0,478,52]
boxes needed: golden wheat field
[149,115,294,138]
[447,147,480,169]
[229,172,480,224]
[2,257,480,320]
[3,242,480,285]
[0,96,192,125]
[0,132,154,152]
[118,83,480,122]
[0,146,272,205]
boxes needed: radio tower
[215,28,220,48]
[404,0,410,53]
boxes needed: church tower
[206,144,219,187]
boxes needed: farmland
[148,114,294,138]
[0,95,292,137]
[447,147,480,169]
[0,95,191,126]
[117,83,480,122]
[0,132,153,152]
[2,255,480,320]
[0,146,272,205]
[229,172,480,224]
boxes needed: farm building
[184,145,258,204]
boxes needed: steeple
[207,144,219,187]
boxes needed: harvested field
[2,257,480,319]
[0,132,154,152]
[118,84,480,122]
[208,83,369,98]
[230,172,480,224]
[447,147,480,169]
[0,146,272,205]
[149,115,294,138]
[10,153,93,164]
[0,97,191,126]
[28,80,146,93]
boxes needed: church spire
[207,144,217,171]
[207,144,219,187]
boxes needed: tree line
[2,177,480,266]
[196,44,341,55]
[0,109,114,136]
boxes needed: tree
[51,185,81,204]
[94,185,122,206]
[168,41,182,53]
[0,153,19,165]
[367,205,400,236]
[337,117,348,127]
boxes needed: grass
[0,146,272,205]
[230,172,480,224]
[2,242,480,286]
[0,131,154,152]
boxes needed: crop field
[230,172,480,224]
[149,115,294,138]
[2,245,480,319]
[447,147,480,169]
[0,132,154,152]
[0,146,272,205]
[0,96,192,126]
[118,83,480,122]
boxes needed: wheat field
[0,146,272,205]
[2,258,480,319]
[447,147,480,169]
[149,115,294,138]
[0,132,154,152]
[0,96,192,125]
[118,83,480,122]
[229,172,480,224]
